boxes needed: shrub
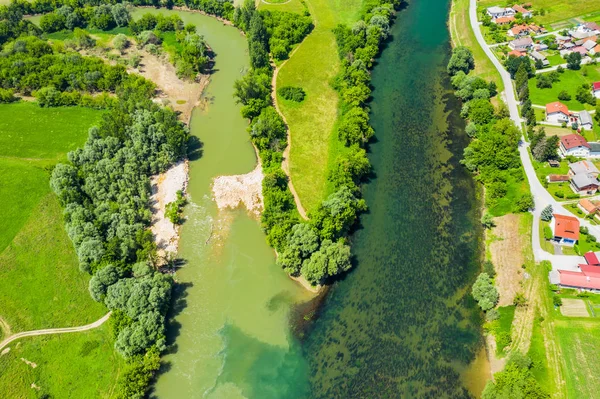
[544,225,553,240]
[486,309,500,321]
[558,90,571,101]
[472,273,499,311]
[278,86,306,102]
[483,260,496,278]
[513,292,527,306]
[553,295,562,307]
[0,88,17,103]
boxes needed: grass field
[487,169,529,216]
[259,0,307,13]
[529,65,600,111]
[0,102,117,397]
[0,103,101,160]
[450,0,504,92]
[0,324,123,399]
[274,0,363,212]
[476,0,600,26]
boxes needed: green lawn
[539,220,555,253]
[487,169,529,216]
[0,102,101,160]
[486,305,516,356]
[529,66,600,111]
[276,0,363,212]
[0,324,123,399]
[545,53,564,67]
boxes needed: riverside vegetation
[232,0,401,286]
[448,46,548,397]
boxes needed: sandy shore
[212,163,264,217]
[150,161,189,263]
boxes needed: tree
[482,352,549,399]
[481,213,495,229]
[483,260,495,278]
[566,51,582,70]
[465,122,477,138]
[540,204,553,221]
[506,55,532,79]
[467,98,495,125]
[338,106,374,145]
[39,12,66,33]
[447,46,475,76]
[277,223,320,276]
[576,84,596,106]
[535,73,552,89]
[558,90,571,101]
[111,3,130,27]
[301,239,352,284]
[472,272,499,311]
[516,193,534,212]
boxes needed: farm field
[476,0,600,27]
[450,0,505,90]
[0,324,123,399]
[274,0,362,212]
[528,65,600,111]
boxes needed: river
[139,0,486,397]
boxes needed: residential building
[591,44,600,55]
[509,36,533,51]
[569,160,599,177]
[508,49,526,57]
[584,22,600,33]
[571,46,588,56]
[584,251,600,265]
[512,4,532,18]
[559,134,590,157]
[578,110,593,131]
[508,24,529,37]
[571,173,600,195]
[578,199,599,215]
[546,101,574,124]
[558,268,600,292]
[551,214,580,246]
[486,6,515,19]
[593,82,600,99]
[495,16,515,25]
[528,24,545,35]
[530,51,549,66]
[547,174,570,183]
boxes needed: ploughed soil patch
[560,299,590,318]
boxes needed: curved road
[468,0,600,267]
[0,312,111,352]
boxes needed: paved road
[535,57,592,74]
[468,0,600,268]
[0,312,111,351]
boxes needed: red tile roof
[559,269,600,290]
[584,252,600,265]
[512,4,529,13]
[560,133,589,150]
[593,82,600,91]
[579,199,598,214]
[496,16,516,24]
[547,101,570,117]
[548,174,570,182]
[572,46,588,55]
[510,24,529,35]
[553,213,580,241]
[508,49,526,57]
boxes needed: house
[551,214,580,246]
[571,173,600,195]
[593,82,600,99]
[528,24,546,35]
[486,6,515,19]
[495,16,516,25]
[592,44,600,55]
[509,37,533,51]
[558,268,600,292]
[583,39,598,51]
[578,110,594,131]
[508,24,530,37]
[584,251,600,265]
[512,4,532,18]
[559,134,590,157]
[584,22,600,33]
[530,51,549,66]
[571,46,588,56]
[547,174,570,183]
[578,199,599,215]
[546,101,574,124]
[569,160,599,177]
[508,49,526,57]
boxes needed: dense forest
[232,0,401,285]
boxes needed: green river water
[138,1,486,397]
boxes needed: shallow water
[141,1,486,397]
[131,10,313,399]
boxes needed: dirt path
[0,312,111,352]
[272,54,308,220]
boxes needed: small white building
[578,110,594,131]
[593,82,600,99]
[546,101,574,124]
[486,6,515,19]
[560,134,591,157]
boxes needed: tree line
[448,46,533,214]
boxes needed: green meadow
[272,0,363,212]
[0,325,123,399]
[0,101,116,397]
